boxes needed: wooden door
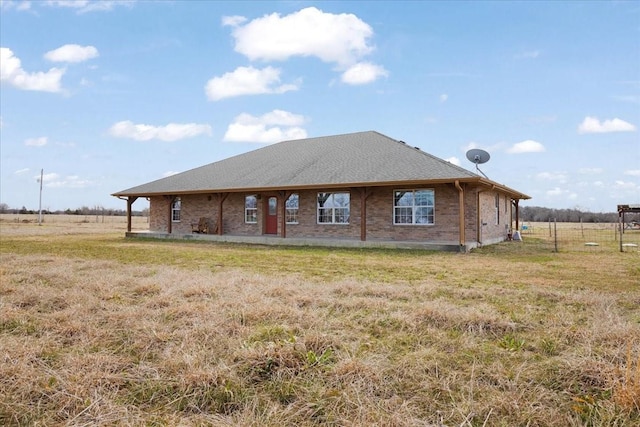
[265,196,278,234]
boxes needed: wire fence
[0,214,149,233]
[3,214,638,253]
[517,220,640,253]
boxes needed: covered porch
[123,230,477,252]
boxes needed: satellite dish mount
[466,148,490,179]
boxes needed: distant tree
[520,206,617,223]
[0,203,8,213]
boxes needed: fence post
[619,216,623,252]
[554,218,558,253]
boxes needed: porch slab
[124,231,474,252]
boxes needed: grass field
[1,218,638,426]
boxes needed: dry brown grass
[1,220,639,426]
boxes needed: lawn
[1,219,638,426]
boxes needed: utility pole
[38,168,43,226]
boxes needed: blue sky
[1,0,638,213]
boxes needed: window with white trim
[286,193,299,224]
[495,194,500,225]
[171,197,181,222]
[245,195,257,223]
[317,192,350,224]
[394,189,434,225]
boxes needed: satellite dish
[465,148,490,179]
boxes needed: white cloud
[577,116,637,134]
[462,141,506,153]
[44,44,99,63]
[15,168,30,175]
[625,170,640,177]
[445,156,461,166]
[223,7,385,84]
[205,66,299,101]
[162,171,179,178]
[223,109,307,144]
[1,1,32,11]
[507,139,545,154]
[613,180,638,190]
[536,172,567,183]
[221,15,246,27]
[24,136,48,146]
[1,47,65,92]
[39,172,59,182]
[578,168,603,175]
[340,62,388,85]
[546,187,577,200]
[225,7,374,65]
[515,50,540,59]
[44,0,135,14]
[439,93,449,103]
[42,173,92,188]
[108,121,212,142]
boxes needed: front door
[265,196,278,234]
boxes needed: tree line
[0,202,627,223]
[0,203,148,217]
[519,206,620,223]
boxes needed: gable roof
[112,131,529,199]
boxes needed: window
[394,189,434,225]
[245,195,257,223]
[286,193,299,224]
[495,194,500,225]
[171,197,181,222]
[317,192,350,224]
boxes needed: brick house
[112,131,529,251]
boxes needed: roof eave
[112,177,530,200]
[111,177,483,198]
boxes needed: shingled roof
[112,131,529,198]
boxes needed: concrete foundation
[125,231,476,252]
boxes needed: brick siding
[148,184,513,245]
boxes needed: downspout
[167,196,174,234]
[454,181,465,249]
[216,193,229,236]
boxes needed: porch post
[359,187,372,241]
[279,191,292,239]
[126,196,138,232]
[514,199,520,231]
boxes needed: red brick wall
[147,184,513,244]
[477,189,511,244]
